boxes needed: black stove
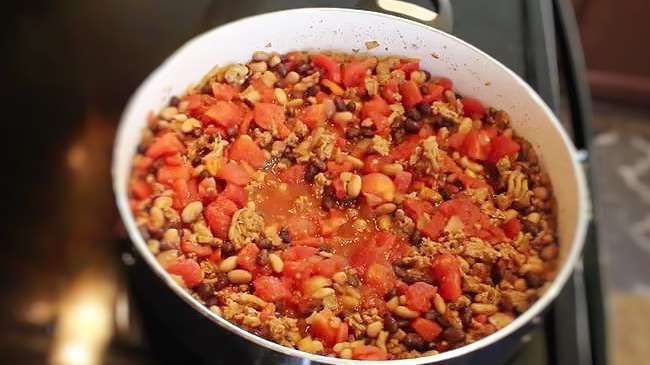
[0,1,606,365]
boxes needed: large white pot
[113,8,588,364]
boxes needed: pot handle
[357,0,453,33]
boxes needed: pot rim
[113,7,589,364]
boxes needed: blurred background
[1,1,648,364]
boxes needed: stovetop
[0,1,605,365]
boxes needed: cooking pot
[113,8,589,364]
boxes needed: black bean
[221,241,235,255]
[279,227,291,243]
[404,118,422,134]
[207,135,215,143]
[417,102,432,116]
[419,85,430,95]
[424,311,439,321]
[405,108,422,121]
[256,238,273,249]
[334,97,347,111]
[345,127,361,139]
[295,62,313,75]
[243,98,255,109]
[304,162,322,182]
[305,84,321,97]
[200,84,212,94]
[274,63,288,77]
[397,319,411,329]
[346,273,360,287]
[205,297,219,306]
[346,101,357,112]
[525,272,543,288]
[459,306,473,328]
[383,314,399,333]
[196,283,214,301]
[383,288,397,301]
[410,230,423,246]
[169,96,181,107]
[403,333,427,351]
[199,170,211,180]
[321,186,337,210]
[421,70,431,82]
[213,274,229,290]
[392,127,406,144]
[442,327,465,342]
[226,127,237,137]
[256,249,269,266]
[360,126,374,138]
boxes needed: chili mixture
[128,50,558,360]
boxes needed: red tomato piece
[211,82,238,101]
[185,94,217,118]
[166,259,203,288]
[403,199,435,221]
[461,97,486,119]
[420,211,447,240]
[326,161,353,176]
[229,135,267,168]
[393,171,413,192]
[399,80,424,108]
[362,155,392,173]
[342,60,371,87]
[282,245,318,262]
[146,132,185,159]
[204,196,238,238]
[432,76,453,90]
[394,61,420,75]
[171,178,200,210]
[405,282,437,312]
[198,177,218,202]
[431,254,462,301]
[309,310,339,346]
[351,345,389,360]
[254,276,292,302]
[389,135,423,161]
[286,215,319,240]
[237,243,260,272]
[310,53,342,84]
[447,132,467,150]
[336,322,349,344]
[362,95,391,120]
[381,78,400,104]
[411,318,442,342]
[462,129,493,161]
[278,164,306,184]
[129,179,151,199]
[313,256,346,278]
[502,217,521,239]
[215,161,249,186]
[250,79,274,103]
[221,183,246,208]
[156,163,191,185]
[254,102,286,131]
[488,135,521,163]
[298,104,327,129]
[421,83,445,104]
[320,210,347,237]
[204,101,244,128]
[181,240,213,257]
[332,178,346,199]
[364,263,397,297]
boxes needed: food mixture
[128,50,558,360]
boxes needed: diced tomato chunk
[351,345,389,360]
[204,101,244,128]
[364,263,397,297]
[326,161,353,176]
[431,254,462,301]
[447,132,467,150]
[462,129,492,161]
[146,132,185,159]
[433,76,453,90]
[420,211,447,239]
[405,282,437,312]
[363,155,391,173]
[393,171,413,192]
[211,82,238,101]
[461,97,486,118]
[166,259,203,288]
[502,217,521,239]
[250,79,275,102]
[362,95,391,121]
[204,196,238,238]
[286,215,319,240]
[181,240,213,257]
[394,61,420,75]
[381,78,400,104]
[298,104,327,129]
[309,310,339,346]
[342,60,371,87]
[222,183,246,207]
[282,245,318,261]
[403,199,435,220]
[254,102,286,132]
[171,178,199,210]
[320,210,347,237]
[198,177,218,202]
[229,135,267,168]
[421,83,445,103]
[399,80,423,108]
[129,179,151,199]
[278,164,306,184]
[488,135,521,163]
[310,53,342,84]
[237,243,260,272]
[254,276,292,302]
[156,163,191,185]
[313,256,345,277]
[336,322,349,344]
[411,318,442,342]
[215,161,249,186]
